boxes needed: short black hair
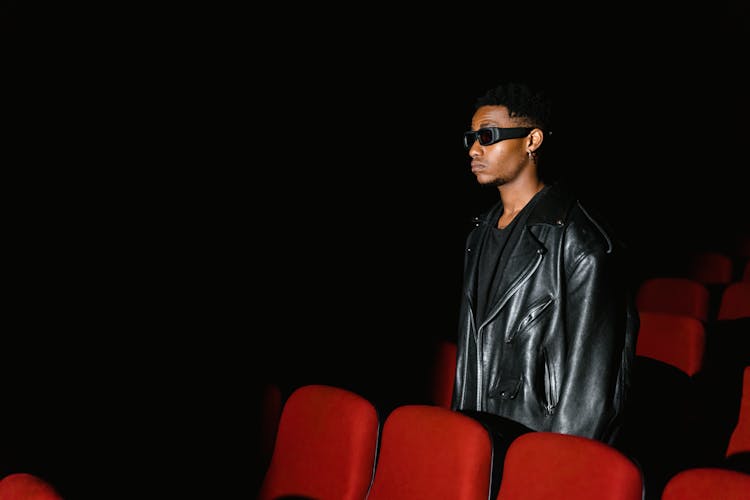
[475,82,552,132]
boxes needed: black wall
[3,2,748,498]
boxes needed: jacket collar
[477,182,576,229]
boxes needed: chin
[475,173,494,184]
[477,176,503,187]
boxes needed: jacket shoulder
[566,201,617,254]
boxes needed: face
[467,105,534,187]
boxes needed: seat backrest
[636,311,706,376]
[661,467,750,500]
[688,251,734,285]
[495,431,642,500]
[258,384,379,500]
[636,277,710,322]
[743,260,749,282]
[617,352,699,497]
[0,473,63,500]
[428,339,457,409]
[726,366,750,458]
[717,282,750,320]
[366,404,492,500]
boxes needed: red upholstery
[366,405,492,500]
[661,467,750,500]
[743,260,749,282]
[718,282,750,320]
[0,473,62,500]
[688,251,734,285]
[495,431,642,500]
[635,312,706,376]
[258,384,379,500]
[726,366,750,458]
[429,339,457,409]
[636,277,710,322]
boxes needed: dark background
[2,2,749,498]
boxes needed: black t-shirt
[475,187,549,324]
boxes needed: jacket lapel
[480,226,546,329]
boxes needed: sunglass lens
[477,129,494,146]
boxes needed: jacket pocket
[489,377,523,400]
[506,296,554,343]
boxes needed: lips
[471,161,486,173]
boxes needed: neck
[498,180,546,215]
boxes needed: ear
[527,128,544,153]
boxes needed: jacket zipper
[506,297,553,344]
[476,250,544,410]
[479,250,544,332]
[543,348,557,415]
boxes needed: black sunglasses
[463,127,534,149]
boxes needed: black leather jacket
[451,183,639,444]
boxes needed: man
[451,81,639,446]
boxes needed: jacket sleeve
[550,243,632,443]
